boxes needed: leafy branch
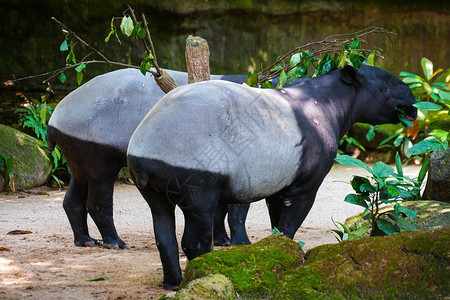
[248,27,396,88]
[4,6,171,89]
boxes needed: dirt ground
[0,164,421,299]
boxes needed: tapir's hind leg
[139,186,181,290]
[180,186,221,261]
[86,164,129,249]
[63,164,100,247]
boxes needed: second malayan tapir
[127,65,417,289]
[47,68,252,250]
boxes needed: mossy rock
[182,233,306,297]
[345,200,450,232]
[304,228,449,299]
[0,124,52,191]
[168,274,235,300]
[181,229,449,298]
[423,148,450,202]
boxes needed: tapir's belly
[129,81,303,201]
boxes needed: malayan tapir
[126,65,417,289]
[47,68,255,249]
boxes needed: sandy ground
[0,164,421,299]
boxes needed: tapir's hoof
[214,237,231,247]
[163,282,180,291]
[102,239,130,250]
[74,238,101,247]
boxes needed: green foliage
[15,102,69,188]
[327,219,368,242]
[0,154,29,193]
[334,153,427,236]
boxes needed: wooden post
[185,35,211,83]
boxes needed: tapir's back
[128,80,303,201]
[48,68,192,151]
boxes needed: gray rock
[0,124,52,192]
[423,148,450,202]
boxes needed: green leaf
[407,137,447,155]
[376,217,397,235]
[59,73,66,83]
[387,212,417,231]
[366,125,377,142]
[60,40,68,51]
[430,129,449,143]
[298,241,305,248]
[75,63,86,73]
[438,89,450,101]
[246,73,258,87]
[76,71,83,85]
[350,176,372,193]
[334,155,373,174]
[366,53,375,66]
[261,80,273,89]
[413,102,443,111]
[386,184,401,196]
[394,204,417,220]
[290,53,301,67]
[350,38,360,49]
[139,61,147,76]
[276,69,287,88]
[395,152,403,177]
[39,103,47,125]
[86,277,109,282]
[402,77,424,84]
[372,161,394,178]
[418,153,429,184]
[287,68,297,84]
[349,225,368,239]
[120,15,134,37]
[344,194,369,209]
[421,57,433,80]
[396,109,413,127]
[105,30,114,43]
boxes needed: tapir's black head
[339,65,417,125]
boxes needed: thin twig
[51,17,110,63]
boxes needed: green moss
[182,234,306,296]
[180,229,449,299]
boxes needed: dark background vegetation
[1,0,449,102]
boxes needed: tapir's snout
[398,104,418,121]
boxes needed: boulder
[423,148,450,202]
[0,124,52,192]
[179,229,449,298]
[171,274,235,300]
[182,233,306,297]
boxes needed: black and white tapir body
[127,65,417,289]
[47,68,252,249]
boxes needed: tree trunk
[185,35,210,84]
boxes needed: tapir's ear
[339,65,359,84]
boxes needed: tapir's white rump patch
[129,80,303,201]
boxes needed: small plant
[327,219,368,242]
[15,100,69,188]
[268,227,305,248]
[334,152,427,236]
[0,154,29,193]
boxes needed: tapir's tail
[127,155,150,189]
[46,126,57,153]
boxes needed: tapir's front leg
[271,188,318,239]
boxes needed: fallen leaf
[407,119,420,140]
[7,230,32,235]
[86,277,109,282]
[0,247,12,251]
